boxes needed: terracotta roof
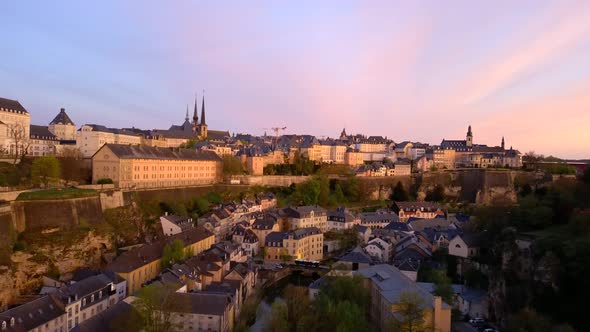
[100,144,221,161]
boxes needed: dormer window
[2,321,6,330]
[9,318,13,327]
[91,294,95,302]
[82,298,86,306]
[99,290,103,299]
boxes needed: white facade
[77,125,141,158]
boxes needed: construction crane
[262,127,287,146]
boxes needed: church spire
[185,104,189,121]
[200,92,206,125]
[193,94,199,124]
[501,136,505,149]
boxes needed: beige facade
[433,148,456,169]
[345,150,364,166]
[265,227,323,262]
[48,108,77,141]
[92,144,222,189]
[0,98,31,156]
[77,125,141,158]
[247,156,264,176]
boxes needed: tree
[7,122,30,164]
[391,291,429,332]
[134,284,177,332]
[222,155,244,175]
[332,183,346,204]
[31,156,61,187]
[161,239,185,268]
[523,151,544,170]
[425,185,445,202]
[283,285,311,329]
[583,167,590,185]
[179,139,198,149]
[392,181,409,201]
[266,301,289,332]
[432,270,454,304]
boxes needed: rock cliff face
[0,231,114,310]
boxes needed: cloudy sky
[1,1,589,158]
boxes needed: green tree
[222,155,244,175]
[179,139,198,149]
[392,181,409,201]
[391,291,429,332]
[293,179,321,205]
[161,239,185,268]
[134,284,177,332]
[341,176,360,202]
[31,156,61,187]
[332,183,346,204]
[432,270,454,304]
[425,184,445,202]
[267,302,290,332]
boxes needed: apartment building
[0,294,66,332]
[393,202,445,222]
[106,227,214,294]
[165,292,235,332]
[0,97,31,157]
[265,227,323,262]
[282,206,328,232]
[77,125,141,158]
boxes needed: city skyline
[1,1,589,158]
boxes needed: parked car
[469,317,485,326]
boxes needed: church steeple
[193,94,204,127]
[200,93,206,125]
[466,125,473,147]
[501,136,505,149]
[185,105,189,121]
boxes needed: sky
[1,1,589,159]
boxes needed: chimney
[61,107,65,112]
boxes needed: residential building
[106,227,214,294]
[91,143,222,189]
[241,229,259,257]
[393,202,445,222]
[256,192,277,210]
[448,233,482,258]
[336,246,373,271]
[29,125,58,156]
[251,216,279,248]
[0,97,31,157]
[0,294,66,332]
[357,264,451,332]
[344,149,364,167]
[282,206,328,232]
[165,292,235,332]
[327,207,359,231]
[358,211,400,229]
[265,227,323,262]
[58,273,126,330]
[160,213,195,236]
[365,237,392,263]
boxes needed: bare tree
[7,123,30,164]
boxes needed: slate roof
[107,227,213,273]
[72,301,138,332]
[356,264,450,309]
[407,217,452,232]
[265,232,287,246]
[161,215,195,232]
[49,108,74,125]
[338,246,373,265]
[0,294,64,332]
[328,207,357,223]
[164,292,232,315]
[207,130,231,141]
[383,222,412,232]
[29,125,58,140]
[289,227,322,239]
[359,211,399,224]
[394,201,442,212]
[100,143,221,161]
[252,215,277,230]
[0,97,28,114]
[283,206,327,218]
[243,229,259,243]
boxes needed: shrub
[97,178,114,184]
